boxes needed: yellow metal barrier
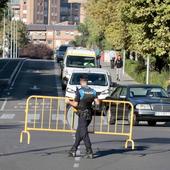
[20,96,135,150]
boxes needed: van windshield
[66,56,96,68]
[70,73,108,86]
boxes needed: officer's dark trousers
[72,116,92,150]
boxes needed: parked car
[56,45,71,63]
[105,84,170,126]
[61,47,97,90]
[65,68,114,100]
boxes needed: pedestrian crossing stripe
[0,114,15,119]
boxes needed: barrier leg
[20,131,31,144]
[125,139,135,150]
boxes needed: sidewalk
[101,62,138,85]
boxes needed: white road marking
[0,114,15,119]
[11,59,27,87]
[28,114,40,120]
[75,157,81,161]
[52,114,67,124]
[103,116,108,125]
[76,150,81,155]
[0,98,7,111]
[73,163,80,168]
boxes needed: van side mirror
[110,82,117,87]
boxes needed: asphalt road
[0,59,170,170]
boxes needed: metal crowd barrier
[20,96,135,150]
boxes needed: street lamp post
[16,21,18,58]
[2,11,6,58]
[146,55,150,84]
[13,19,15,58]
[10,9,13,58]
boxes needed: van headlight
[101,89,109,95]
[136,104,151,110]
[66,88,75,93]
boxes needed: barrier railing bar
[115,103,118,133]
[41,98,45,129]
[122,103,126,133]
[33,98,37,128]
[56,99,60,129]
[48,98,53,129]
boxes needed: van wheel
[148,120,156,126]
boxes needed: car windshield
[129,87,168,98]
[59,46,69,51]
[66,56,95,68]
[70,73,108,86]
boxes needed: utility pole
[122,49,126,75]
[2,11,6,58]
[146,55,150,84]
[13,19,15,58]
[16,21,18,58]
[10,9,13,58]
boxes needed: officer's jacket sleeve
[75,87,80,102]
[93,89,98,99]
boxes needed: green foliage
[125,59,170,88]
[0,19,29,51]
[123,0,170,57]
[86,0,128,49]
[0,0,8,21]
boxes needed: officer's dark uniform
[70,86,97,157]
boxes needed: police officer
[66,74,100,159]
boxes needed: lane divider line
[0,98,7,111]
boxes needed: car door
[107,87,123,121]
[118,87,129,120]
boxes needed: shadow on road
[94,145,148,158]
[0,124,23,129]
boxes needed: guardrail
[20,96,135,150]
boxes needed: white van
[61,47,97,89]
[65,68,113,100]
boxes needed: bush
[125,59,169,88]
[20,43,53,60]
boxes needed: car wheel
[103,107,115,125]
[128,112,139,126]
[148,120,156,126]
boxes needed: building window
[56,31,61,36]
[47,40,52,44]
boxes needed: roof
[66,47,96,57]
[72,68,110,75]
[119,84,162,88]
[27,24,77,31]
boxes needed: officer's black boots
[84,148,94,159]
[68,149,76,157]
[68,147,77,157]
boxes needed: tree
[122,0,170,72]
[20,43,53,60]
[85,0,129,50]
[0,19,30,57]
[0,0,8,21]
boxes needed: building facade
[20,0,60,25]
[60,0,81,24]
[68,0,86,23]
[11,0,20,20]
[28,24,79,49]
